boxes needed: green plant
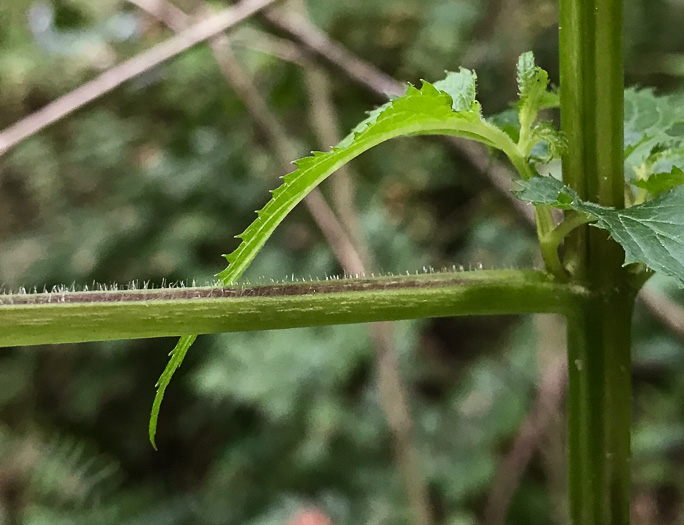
[3,1,684,523]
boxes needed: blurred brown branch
[640,286,684,342]
[261,9,403,99]
[0,0,282,156]
[303,63,432,525]
[484,350,567,525]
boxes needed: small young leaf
[432,68,478,112]
[634,166,684,196]
[516,52,556,132]
[513,175,578,209]
[516,176,684,283]
[529,122,566,163]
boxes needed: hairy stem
[0,270,585,347]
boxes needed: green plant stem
[567,292,635,525]
[0,270,586,347]
[559,0,635,523]
[545,211,595,249]
[534,205,568,280]
[538,211,595,280]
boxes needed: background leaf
[624,88,684,178]
[634,166,684,196]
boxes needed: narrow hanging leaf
[515,176,684,283]
[149,334,196,449]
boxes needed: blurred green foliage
[1,0,684,523]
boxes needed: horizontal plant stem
[0,270,586,347]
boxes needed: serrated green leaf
[150,68,526,446]
[515,176,684,283]
[217,71,515,284]
[580,187,684,283]
[513,175,578,209]
[517,52,551,131]
[634,166,684,196]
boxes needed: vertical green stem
[559,0,635,523]
[566,294,635,524]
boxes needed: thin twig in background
[0,0,282,156]
[303,64,433,525]
[129,0,309,66]
[231,27,310,66]
[304,68,368,265]
[483,327,567,525]
[261,9,403,99]
[126,0,187,29]
[639,286,684,342]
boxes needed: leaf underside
[515,176,684,283]
[624,89,684,195]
